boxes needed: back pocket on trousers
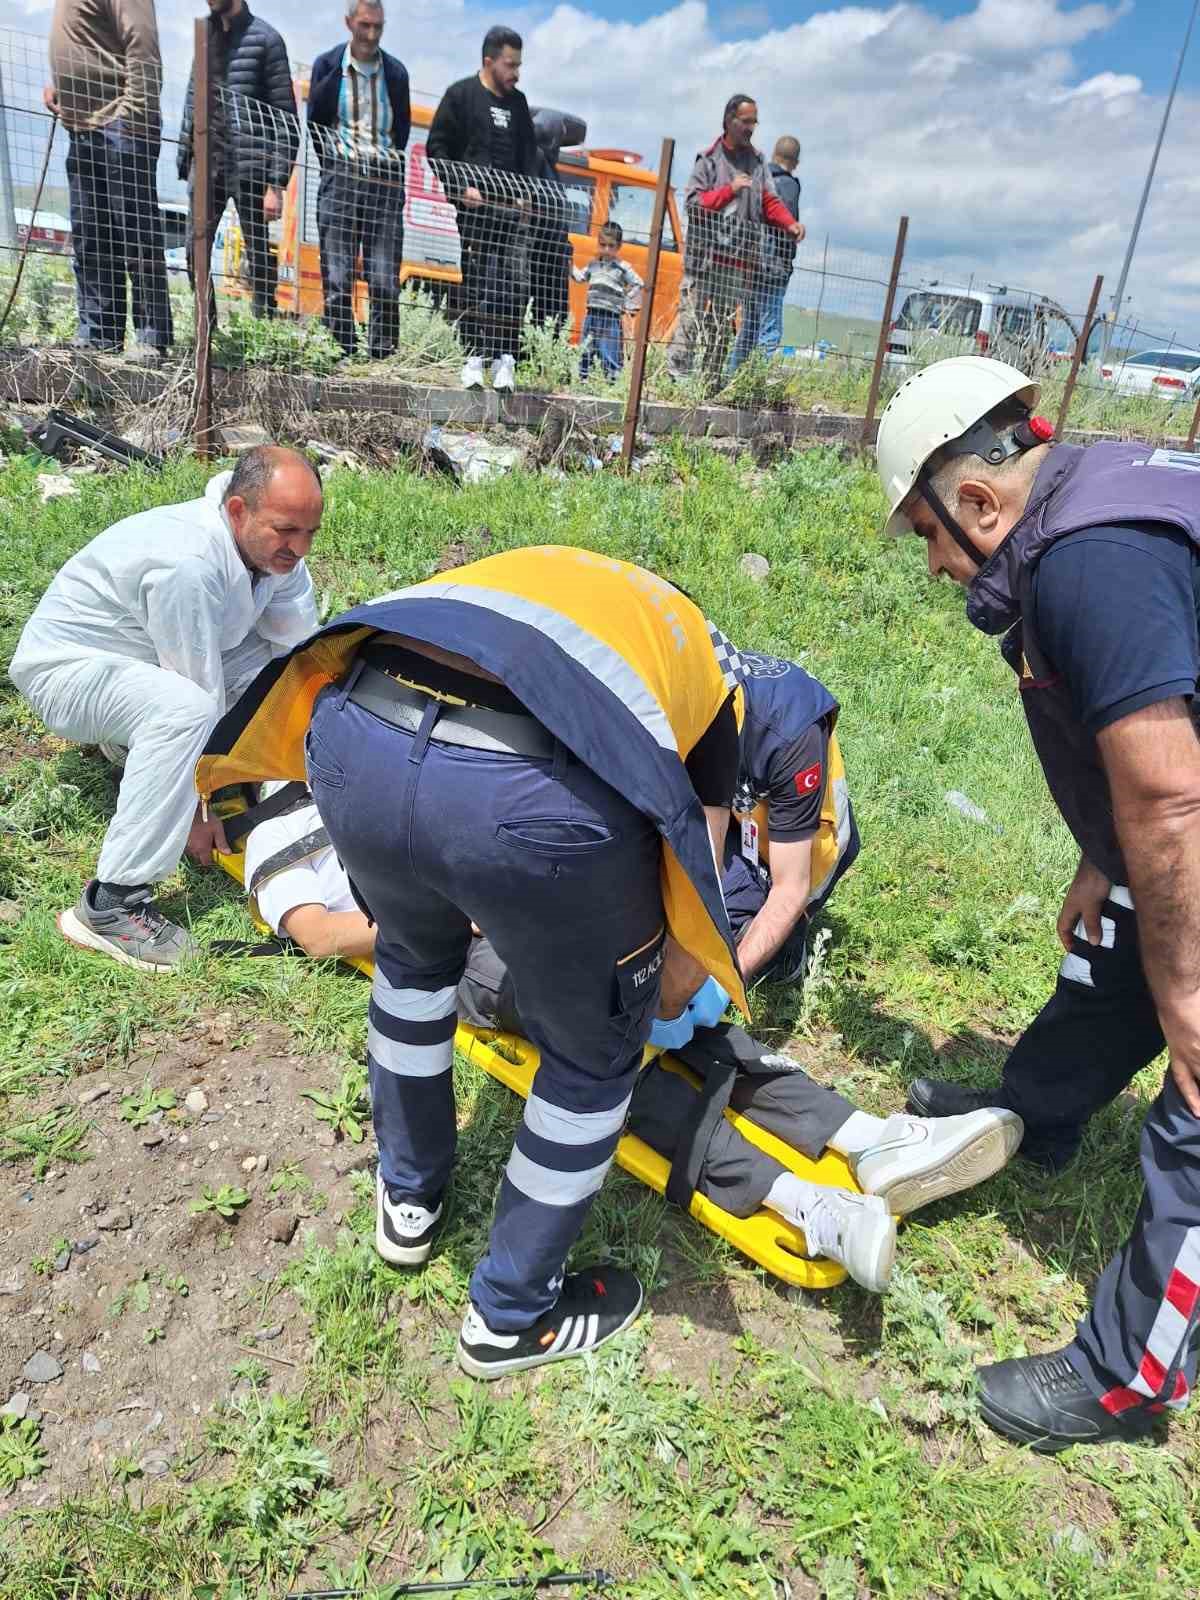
[496,817,615,855]
[305,728,345,789]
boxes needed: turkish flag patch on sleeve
[795,762,823,796]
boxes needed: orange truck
[230,93,685,344]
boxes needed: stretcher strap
[220,781,312,848]
[665,1050,738,1210]
[247,827,332,897]
[207,934,303,958]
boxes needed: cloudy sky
[3,0,1198,339]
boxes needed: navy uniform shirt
[1031,522,1200,733]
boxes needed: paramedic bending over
[9,445,321,973]
[200,546,748,1380]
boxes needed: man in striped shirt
[308,1,411,360]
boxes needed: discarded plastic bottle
[945,790,989,825]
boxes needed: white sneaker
[784,1185,896,1293]
[852,1109,1023,1216]
[375,1169,443,1266]
[490,353,516,391]
[460,355,485,389]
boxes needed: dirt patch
[0,1010,362,1510]
[0,730,66,778]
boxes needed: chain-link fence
[1,18,1198,460]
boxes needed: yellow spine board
[213,825,852,1288]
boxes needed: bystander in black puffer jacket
[178,4,298,187]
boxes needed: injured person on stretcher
[245,785,1025,1292]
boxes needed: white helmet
[876,355,1041,536]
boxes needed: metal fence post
[621,137,674,473]
[0,61,19,254]
[1054,273,1103,439]
[1186,390,1200,450]
[861,214,908,446]
[192,16,215,460]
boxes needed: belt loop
[409,697,442,765]
[552,738,568,782]
[334,656,367,711]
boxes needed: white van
[884,282,1078,372]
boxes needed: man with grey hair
[308,1,411,360]
[10,446,322,971]
[876,352,1200,1453]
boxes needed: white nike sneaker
[852,1109,1023,1216]
[460,355,485,389]
[375,1169,443,1266]
[804,1187,896,1293]
[490,353,516,391]
[769,1179,896,1293]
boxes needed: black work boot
[907,1077,999,1119]
[978,1348,1156,1453]
[907,1078,1079,1172]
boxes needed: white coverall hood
[9,471,319,887]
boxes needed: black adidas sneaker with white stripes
[457,1266,644,1379]
[375,1170,443,1266]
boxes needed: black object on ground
[287,1571,616,1599]
[29,408,165,471]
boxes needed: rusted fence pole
[1055,273,1103,439]
[861,214,908,446]
[192,16,214,460]
[1187,387,1200,450]
[621,137,674,472]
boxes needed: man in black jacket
[308,1,410,360]
[179,0,299,321]
[426,25,540,392]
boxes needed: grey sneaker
[57,881,196,972]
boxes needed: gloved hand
[687,976,730,1030]
[649,1009,696,1052]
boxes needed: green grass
[1,444,1196,1597]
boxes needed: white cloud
[1051,69,1141,102]
[0,0,1194,338]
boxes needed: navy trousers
[66,123,173,351]
[721,850,809,983]
[189,161,276,321]
[306,682,664,1330]
[317,167,404,358]
[997,887,1200,1419]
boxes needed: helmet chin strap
[915,469,990,568]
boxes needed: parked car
[884,282,1077,371]
[1098,347,1200,398]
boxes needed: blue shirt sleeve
[1031,522,1200,734]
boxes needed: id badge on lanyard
[741,816,759,869]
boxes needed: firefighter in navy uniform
[198,546,752,1380]
[876,353,1200,1452]
[727,651,859,984]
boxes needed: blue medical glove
[649,1009,696,1052]
[687,976,730,1030]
